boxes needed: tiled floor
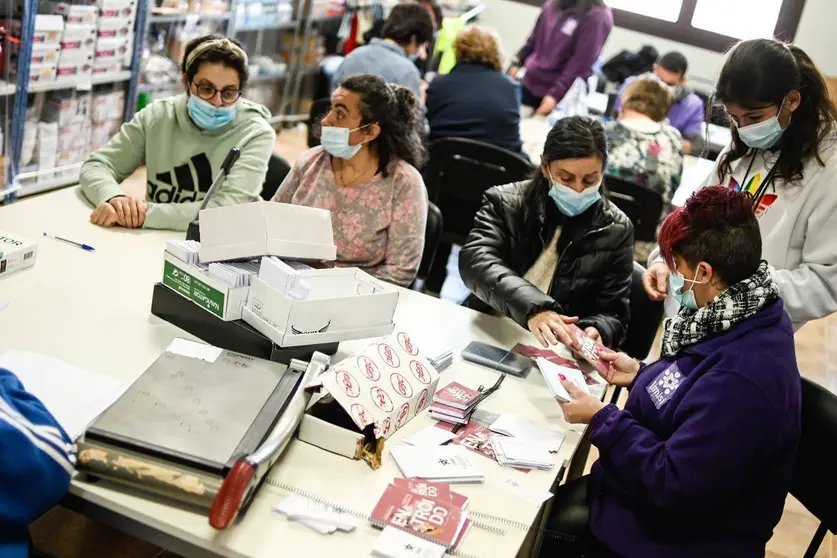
[32,128,836,557]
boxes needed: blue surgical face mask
[187,94,237,131]
[737,100,789,150]
[547,170,602,217]
[320,124,371,159]
[669,269,702,310]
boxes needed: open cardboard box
[198,201,337,263]
[242,268,398,347]
[297,331,441,468]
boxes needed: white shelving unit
[27,71,133,94]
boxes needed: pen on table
[43,232,96,252]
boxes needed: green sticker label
[163,260,191,297]
[192,276,224,318]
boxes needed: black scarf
[661,261,780,357]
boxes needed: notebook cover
[371,484,466,547]
[432,381,481,410]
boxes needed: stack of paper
[272,494,357,534]
[207,260,260,288]
[535,357,591,403]
[489,414,565,452]
[390,445,484,483]
[259,256,311,300]
[490,436,553,470]
[429,381,481,425]
[372,526,446,558]
[165,239,201,265]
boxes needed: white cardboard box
[47,2,99,24]
[55,61,93,84]
[58,46,94,66]
[9,42,61,65]
[93,35,133,64]
[25,64,58,84]
[0,232,38,278]
[96,16,134,38]
[243,268,397,347]
[199,201,337,263]
[61,23,97,46]
[8,16,64,44]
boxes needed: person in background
[274,75,428,287]
[81,36,275,231]
[426,26,523,155]
[544,187,800,558]
[615,51,706,154]
[1,367,74,558]
[643,39,837,331]
[331,4,434,100]
[459,116,633,349]
[605,76,684,204]
[508,0,613,115]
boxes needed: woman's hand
[642,261,670,301]
[536,95,558,116]
[90,202,119,227]
[527,311,578,348]
[558,380,605,424]
[598,350,641,387]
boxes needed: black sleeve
[459,189,561,328]
[576,222,635,348]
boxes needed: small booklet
[567,324,609,375]
[490,436,554,470]
[390,445,485,484]
[433,381,481,411]
[534,357,591,403]
[371,483,469,548]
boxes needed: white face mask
[320,124,372,159]
[736,98,789,150]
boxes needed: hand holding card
[567,324,610,375]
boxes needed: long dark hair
[340,74,427,174]
[526,116,608,206]
[555,0,605,14]
[714,39,837,185]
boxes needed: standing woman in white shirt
[643,39,837,330]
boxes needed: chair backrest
[620,261,664,360]
[605,176,664,243]
[424,138,533,245]
[791,377,837,533]
[417,202,442,282]
[307,97,332,148]
[260,153,292,201]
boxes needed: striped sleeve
[0,368,74,528]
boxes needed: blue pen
[43,232,95,252]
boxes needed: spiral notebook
[460,342,532,377]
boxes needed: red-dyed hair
[658,186,762,285]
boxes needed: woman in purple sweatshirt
[540,186,801,558]
[509,0,613,115]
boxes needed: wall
[481,0,837,90]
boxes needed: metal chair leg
[803,523,828,558]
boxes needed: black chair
[423,138,533,291]
[791,377,837,558]
[416,201,442,284]
[307,97,332,148]
[605,176,664,243]
[259,153,292,201]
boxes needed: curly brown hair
[621,77,673,122]
[453,26,503,72]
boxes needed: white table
[0,187,588,558]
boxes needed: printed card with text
[320,331,441,439]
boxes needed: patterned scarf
[661,261,779,357]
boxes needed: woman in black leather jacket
[459,116,634,348]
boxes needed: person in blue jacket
[540,185,801,558]
[0,367,74,557]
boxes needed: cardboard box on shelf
[38,121,60,140]
[60,23,97,48]
[94,35,133,65]
[58,47,94,67]
[9,42,61,65]
[55,60,93,84]
[92,91,125,122]
[199,201,338,263]
[96,0,138,20]
[5,16,64,44]
[242,268,398,347]
[23,64,59,84]
[91,60,123,76]
[46,1,100,25]
[96,16,134,38]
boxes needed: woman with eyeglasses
[642,39,837,330]
[81,35,276,231]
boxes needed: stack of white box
[4,15,64,84]
[48,2,98,85]
[93,0,137,75]
[91,91,125,151]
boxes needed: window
[608,0,807,52]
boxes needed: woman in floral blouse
[273,74,428,287]
[604,76,684,205]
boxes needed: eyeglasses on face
[192,82,241,104]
